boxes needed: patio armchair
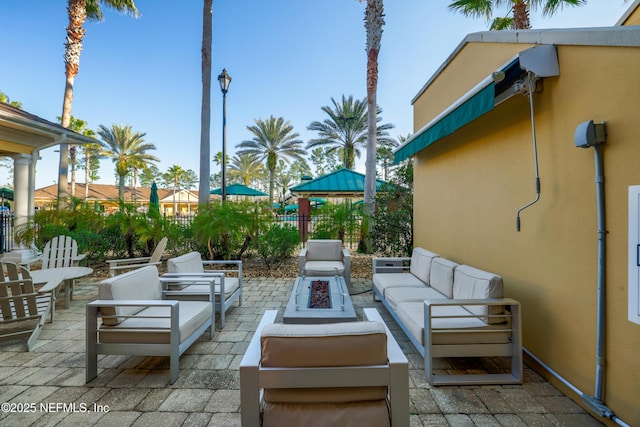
[298,239,351,287]
[106,237,168,276]
[160,251,242,328]
[240,308,409,427]
[85,265,214,384]
[41,235,86,268]
[0,261,52,351]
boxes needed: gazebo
[0,103,96,259]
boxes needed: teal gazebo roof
[290,168,389,197]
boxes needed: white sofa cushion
[384,287,447,312]
[98,300,212,344]
[99,265,162,325]
[409,248,439,284]
[396,301,509,346]
[453,265,504,323]
[372,273,426,299]
[167,251,205,273]
[429,257,459,299]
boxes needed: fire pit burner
[309,280,331,308]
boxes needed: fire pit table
[283,275,357,324]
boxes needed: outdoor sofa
[373,248,522,385]
[240,308,409,426]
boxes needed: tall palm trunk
[198,0,213,206]
[58,0,87,201]
[513,1,531,29]
[84,149,90,200]
[363,0,384,253]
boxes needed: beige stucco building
[396,10,640,427]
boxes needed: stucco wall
[412,43,640,423]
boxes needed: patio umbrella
[149,182,160,214]
[210,183,267,196]
[0,187,13,202]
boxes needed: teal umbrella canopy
[149,182,159,213]
[0,187,14,201]
[210,183,267,196]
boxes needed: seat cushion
[304,261,345,276]
[306,240,343,261]
[409,248,439,284]
[98,300,212,344]
[396,302,509,346]
[167,252,204,274]
[372,272,426,299]
[453,265,504,323]
[263,400,390,427]
[429,257,459,299]
[384,286,447,312]
[165,277,240,300]
[99,265,162,325]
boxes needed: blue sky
[0,0,631,188]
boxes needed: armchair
[298,239,351,287]
[161,251,242,328]
[41,235,86,268]
[85,265,214,384]
[240,308,409,427]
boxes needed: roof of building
[34,183,198,204]
[0,102,98,156]
[411,26,640,105]
[290,168,389,197]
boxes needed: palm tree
[163,165,197,215]
[357,0,385,253]
[198,0,213,206]
[57,115,94,197]
[97,124,158,202]
[307,95,394,170]
[448,0,586,30]
[0,91,22,109]
[58,0,138,200]
[236,116,307,206]
[228,154,266,187]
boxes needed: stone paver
[0,276,604,426]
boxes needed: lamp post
[218,68,232,203]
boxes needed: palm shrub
[192,201,271,260]
[255,223,300,273]
[312,203,360,244]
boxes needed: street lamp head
[218,68,232,94]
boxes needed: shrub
[255,223,300,272]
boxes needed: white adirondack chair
[0,261,52,351]
[41,235,86,269]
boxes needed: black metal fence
[164,213,362,250]
[0,213,13,254]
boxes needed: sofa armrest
[372,257,411,274]
[202,259,242,274]
[298,248,308,275]
[106,256,151,266]
[240,310,279,427]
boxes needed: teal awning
[395,82,495,163]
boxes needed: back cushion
[429,257,459,298]
[453,265,504,323]
[261,321,387,367]
[261,321,388,404]
[409,248,439,284]
[167,251,205,273]
[307,240,343,262]
[99,265,161,325]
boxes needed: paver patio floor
[0,276,602,426]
